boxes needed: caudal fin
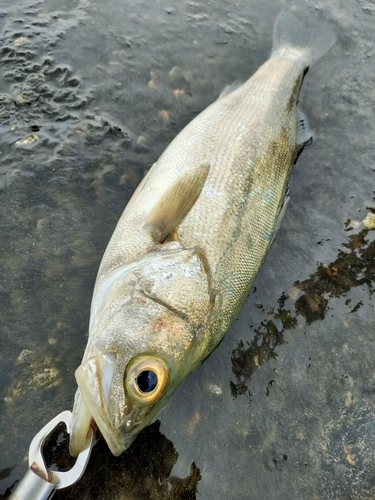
[272,11,336,66]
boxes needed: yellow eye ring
[124,355,168,403]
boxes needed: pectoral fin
[144,162,210,242]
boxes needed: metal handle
[9,410,96,500]
[9,469,56,500]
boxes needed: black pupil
[137,370,158,393]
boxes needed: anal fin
[297,108,313,147]
[294,108,313,165]
[144,162,210,243]
[268,180,290,247]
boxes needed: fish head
[69,245,215,456]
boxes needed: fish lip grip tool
[9,410,96,500]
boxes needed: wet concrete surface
[1,0,375,498]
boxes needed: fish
[69,11,336,457]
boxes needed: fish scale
[175,76,298,330]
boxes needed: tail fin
[272,11,336,66]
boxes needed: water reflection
[50,421,201,500]
[230,292,294,399]
[295,226,375,322]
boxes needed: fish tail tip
[272,11,337,66]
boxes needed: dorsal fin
[218,81,242,99]
[144,162,210,243]
[126,164,155,209]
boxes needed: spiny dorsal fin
[144,162,210,243]
[126,164,155,209]
[218,81,242,99]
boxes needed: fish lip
[74,353,137,456]
[69,387,94,457]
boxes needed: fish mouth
[70,353,136,457]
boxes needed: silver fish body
[70,12,336,456]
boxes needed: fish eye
[125,355,168,403]
[136,370,158,393]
